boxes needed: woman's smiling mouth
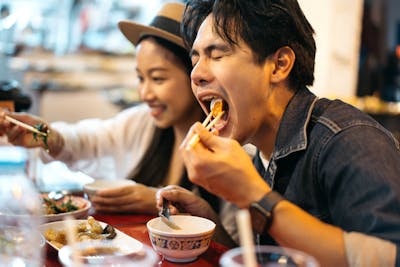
[148,104,165,118]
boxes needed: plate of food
[38,216,144,256]
[41,193,91,223]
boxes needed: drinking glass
[219,245,319,267]
[0,146,44,267]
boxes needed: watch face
[249,203,272,235]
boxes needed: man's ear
[270,46,295,83]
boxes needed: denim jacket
[254,87,400,264]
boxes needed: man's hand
[180,122,270,208]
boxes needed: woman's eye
[152,77,166,83]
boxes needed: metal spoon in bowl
[159,198,181,230]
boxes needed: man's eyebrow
[208,43,231,53]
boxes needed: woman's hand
[0,110,46,147]
[89,183,158,214]
[156,185,219,222]
[0,110,63,156]
[180,122,270,208]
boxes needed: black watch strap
[249,190,284,235]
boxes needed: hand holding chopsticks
[187,111,224,149]
[2,113,51,152]
[4,115,48,136]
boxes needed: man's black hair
[182,0,316,90]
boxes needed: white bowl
[83,179,136,198]
[146,215,216,263]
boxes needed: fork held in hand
[159,198,181,230]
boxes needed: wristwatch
[249,190,284,235]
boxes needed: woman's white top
[41,104,156,180]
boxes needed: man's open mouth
[201,96,229,129]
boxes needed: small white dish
[83,179,136,197]
[39,219,143,254]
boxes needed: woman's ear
[270,46,295,83]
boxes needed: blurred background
[0,0,177,122]
[0,0,399,128]
[0,0,180,192]
[0,0,399,191]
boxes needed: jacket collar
[273,87,318,159]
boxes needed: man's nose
[191,58,212,87]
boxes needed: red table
[44,212,228,266]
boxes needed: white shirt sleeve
[344,231,396,267]
[40,104,156,180]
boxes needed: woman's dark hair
[138,35,193,75]
[182,0,316,90]
[129,127,174,187]
[129,36,192,187]
[129,35,200,185]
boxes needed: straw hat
[118,2,185,49]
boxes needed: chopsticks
[187,111,224,149]
[4,115,48,136]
